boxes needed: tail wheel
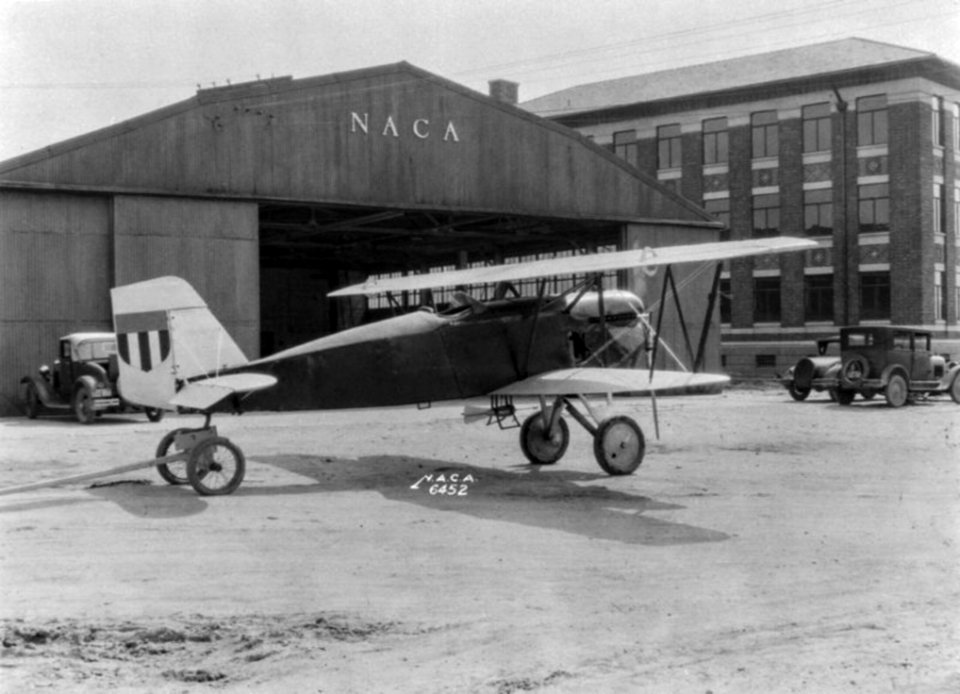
[145,408,165,423]
[155,428,191,485]
[24,382,40,419]
[187,436,245,496]
[885,373,909,408]
[593,416,645,476]
[72,385,96,424]
[519,413,569,465]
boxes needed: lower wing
[169,373,277,411]
[490,367,729,397]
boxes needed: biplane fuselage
[243,298,586,410]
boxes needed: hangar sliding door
[112,196,261,359]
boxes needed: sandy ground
[0,388,958,693]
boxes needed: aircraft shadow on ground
[242,454,730,546]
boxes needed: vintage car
[779,336,841,401]
[20,332,164,424]
[814,326,960,407]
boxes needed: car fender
[19,375,60,408]
[880,363,909,387]
[940,362,960,389]
[73,374,101,398]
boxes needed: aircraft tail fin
[111,276,249,410]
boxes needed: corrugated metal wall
[0,191,259,416]
[113,196,260,359]
[0,191,112,415]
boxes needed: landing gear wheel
[187,436,245,496]
[72,385,95,424]
[835,388,855,406]
[155,428,191,485]
[145,407,165,423]
[788,383,810,401]
[950,373,960,405]
[593,416,645,476]
[519,413,569,465]
[24,382,40,419]
[885,373,908,408]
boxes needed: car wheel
[145,407,165,423]
[72,385,96,424]
[24,382,40,419]
[949,372,960,405]
[788,382,810,401]
[885,373,909,408]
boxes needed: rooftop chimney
[488,79,519,105]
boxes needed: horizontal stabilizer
[491,368,729,397]
[329,237,817,296]
[170,373,277,411]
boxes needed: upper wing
[328,237,817,297]
[489,367,729,397]
[169,373,277,411]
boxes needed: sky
[1,0,958,162]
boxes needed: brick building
[523,38,960,375]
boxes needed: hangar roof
[0,63,716,271]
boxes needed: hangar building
[0,63,722,417]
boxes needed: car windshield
[76,340,117,362]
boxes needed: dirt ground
[0,387,958,693]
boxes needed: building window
[804,274,834,322]
[613,130,638,166]
[753,193,780,237]
[935,271,946,321]
[933,97,944,147]
[754,277,781,323]
[934,184,945,235]
[802,102,831,153]
[858,184,890,233]
[860,271,891,320]
[857,95,888,146]
[719,278,731,324]
[804,188,833,236]
[702,117,728,165]
[657,124,682,169]
[752,111,778,158]
[704,198,730,240]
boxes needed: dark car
[20,332,164,424]
[820,326,960,407]
[779,337,842,401]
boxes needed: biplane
[0,236,815,498]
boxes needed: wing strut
[694,265,724,372]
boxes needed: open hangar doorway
[256,200,624,356]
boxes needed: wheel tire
[885,373,909,408]
[145,407,165,423]
[841,355,868,388]
[788,382,810,401]
[187,436,245,496]
[72,385,96,424]
[950,373,960,405]
[155,428,191,485]
[835,388,855,405]
[24,382,40,419]
[519,413,570,465]
[593,416,645,476]
[860,389,877,401]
